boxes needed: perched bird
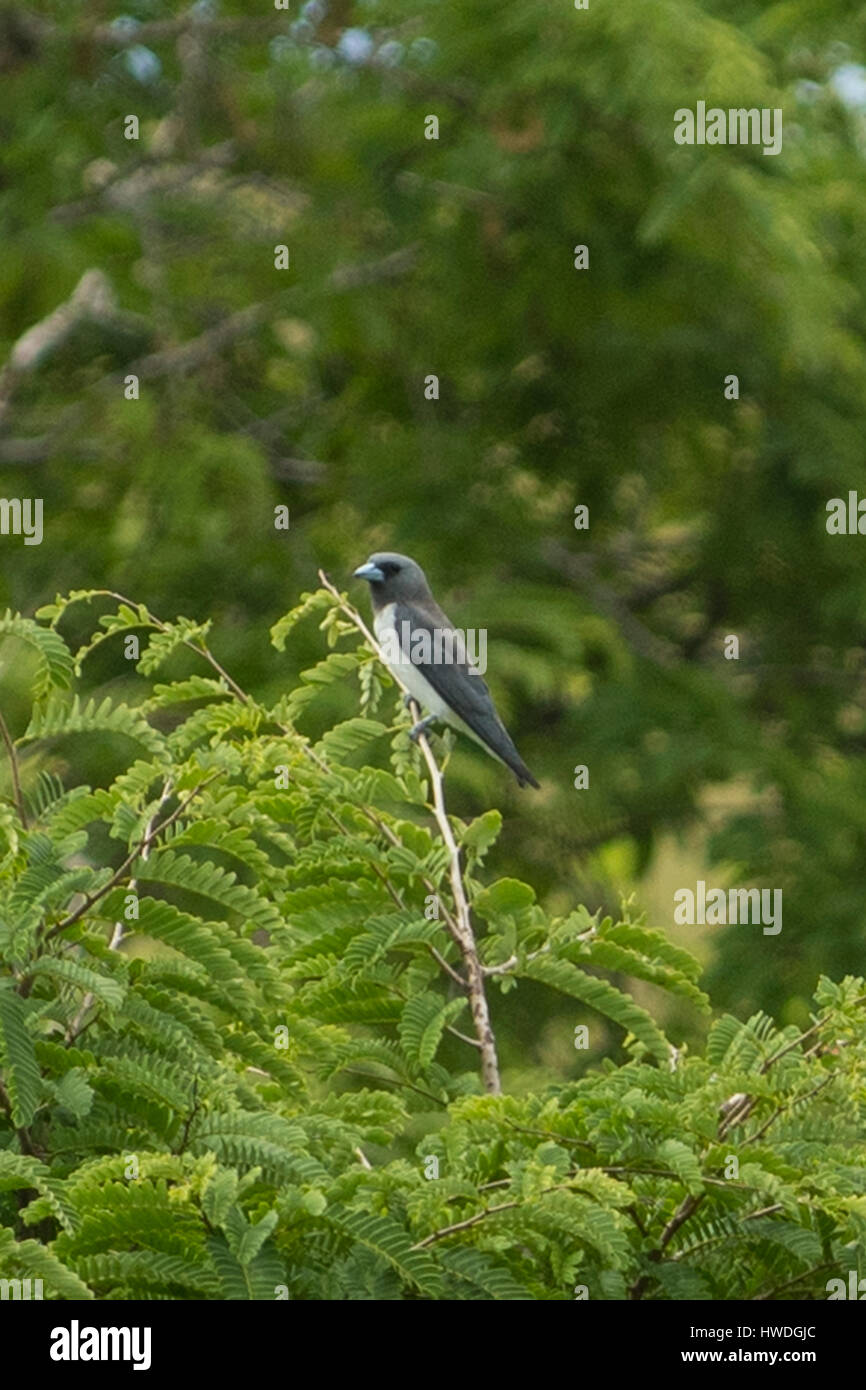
[353,551,539,788]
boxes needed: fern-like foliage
[0,594,864,1300]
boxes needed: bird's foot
[402,692,414,711]
[408,714,438,743]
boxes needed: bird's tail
[493,726,539,788]
[489,721,539,789]
[455,709,539,789]
[509,755,540,790]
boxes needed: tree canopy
[1,0,866,1300]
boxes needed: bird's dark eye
[382,562,399,576]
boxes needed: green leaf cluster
[0,599,863,1299]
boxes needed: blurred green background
[2,0,866,1074]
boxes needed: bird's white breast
[373,603,452,720]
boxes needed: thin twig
[759,997,866,1074]
[429,944,467,989]
[412,1177,613,1250]
[339,1066,446,1108]
[44,774,217,942]
[740,1073,835,1148]
[445,1025,482,1049]
[174,1076,201,1156]
[752,1261,836,1302]
[504,1119,594,1150]
[412,1200,521,1249]
[415,729,501,1093]
[482,955,518,977]
[65,778,175,1045]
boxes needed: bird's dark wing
[394,598,539,788]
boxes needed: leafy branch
[42,773,218,944]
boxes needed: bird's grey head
[353,552,431,603]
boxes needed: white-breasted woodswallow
[353,551,539,788]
